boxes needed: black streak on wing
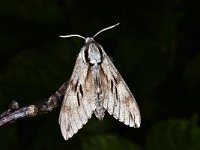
[67,124,71,132]
[115,86,119,101]
[77,93,80,106]
[113,75,118,84]
[129,113,134,125]
[111,80,114,93]
[74,79,79,92]
[79,85,83,97]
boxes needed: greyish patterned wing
[59,47,96,140]
[100,46,141,128]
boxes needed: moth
[59,23,141,140]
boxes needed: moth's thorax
[88,43,102,65]
[83,37,103,65]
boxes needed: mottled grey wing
[59,47,96,140]
[100,46,141,128]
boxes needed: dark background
[0,0,200,149]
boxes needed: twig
[0,81,68,127]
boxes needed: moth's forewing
[99,45,141,128]
[59,46,96,140]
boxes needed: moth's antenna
[59,34,86,40]
[93,23,120,38]
[59,23,120,40]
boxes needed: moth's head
[85,37,95,44]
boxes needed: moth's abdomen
[94,94,105,120]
